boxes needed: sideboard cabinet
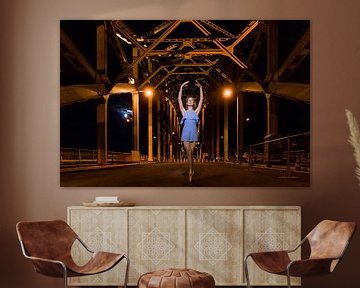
[67,206,301,286]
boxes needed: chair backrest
[306,220,356,265]
[16,220,77,261]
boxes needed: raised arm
[195,80,204,115]
[178,81,189,116]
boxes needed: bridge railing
[239,132,310,174]
[60,148,133,166]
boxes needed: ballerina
[178,80,204,182]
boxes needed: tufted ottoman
[138,268,215,288]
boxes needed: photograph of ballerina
[60,20,310,187]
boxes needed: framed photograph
[60,20,310,187]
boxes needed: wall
[1,0,360,287]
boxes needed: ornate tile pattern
[194,227,232,265]
[252,227,287,251]
[244,209,301,286]
[68,208,127,286]
[187,209,243,285]
[68,207,300,286]
[138,227,175,265]
[128,209,186,284]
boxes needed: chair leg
[244,255,252,288]
[123,255,130,288]
[62,264,68,288]
[286,270,292,288]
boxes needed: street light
[144,86,154,98]
[222,86,234,99]
[222,85,234,162]
[143,86,155,162]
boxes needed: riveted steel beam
[129,20,181,68]
[154,66,180,89]
[139,65,168,89]
[200,20,237,39]
[115,20,182,83]
[174,62,214,67]
[229,20,260,50]
[274,27,310,81]
[192,20,265,87]
[172,71,210,75]
[60,28,97,80]
[148,49,226,57]
[143,37,231,43]
[239,23,267,81]
[192,20,247,69]
[111,20,145,51]
[165,43,179,51]
[107,21,129,66]
[141,20,175,39]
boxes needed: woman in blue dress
[178,80,204,182]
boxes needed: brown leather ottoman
[138,268,215,288]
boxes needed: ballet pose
[178,80,204,182]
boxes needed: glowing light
[116,33,131,44]
[124,113,128,118]
[222,86,234,98]
[126,119,130,123]
[246,117,250,121]
[144,87,154,98]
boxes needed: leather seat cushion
[138,268,215,288]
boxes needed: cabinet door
[243,208,301,286]
[187,209,243,285]
[68,208,128,286]
[128,209,186,284]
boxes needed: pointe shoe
[188,170,194,183]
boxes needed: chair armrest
[246,251,291,274]
[76,236,94,253]
[27,255,66,267]
[287,258,335,277]
[245,236,306,258]
[247,250,290,258]
[19,240,67,277]
[286,237,307,253]
[25,255,67,277]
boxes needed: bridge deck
[60,162,309,187]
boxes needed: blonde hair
[185,96,197,108]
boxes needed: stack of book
[82,196,135,207]
[93,196,119,204]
